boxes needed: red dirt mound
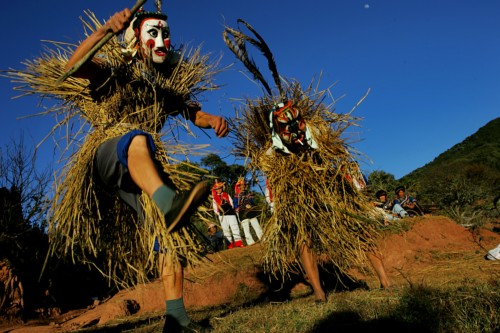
[2,216,499,333]
[355,216,500,287]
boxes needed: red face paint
[146,39,155,49]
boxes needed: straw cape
[224,20,384,282]
[3,11,221,287]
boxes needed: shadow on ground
[308,311,431,333]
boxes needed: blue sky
[1,0,499,179]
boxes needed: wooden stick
[56,0,147,85]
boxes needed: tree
[0,133,51,316]
[367,170,397,197]
[200,153,246,193]
[0,133,51,231]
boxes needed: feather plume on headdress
[223,20,284,101]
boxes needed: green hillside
[404,117,500,180]
[400,117,500,220]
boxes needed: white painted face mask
[139,18,171,64]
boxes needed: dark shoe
[165,181,210,232]
[181,321,212,332]
[163,316,212,333]
[163,315,183,333]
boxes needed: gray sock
[166,298,190,327]
[152,185,176,215]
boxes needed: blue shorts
[94,130,156,215]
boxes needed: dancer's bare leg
[159,253,183,300]
[127,134,209,230]
[367,251,391,289]
[300,243,326,302]
[159,253,191,326]
[127,135,163,196]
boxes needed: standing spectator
[265,179,274,214]
[212,181,244,248]
[234,178,263,246]
[394,186,425,216]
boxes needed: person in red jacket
[212,181,244,248]
[234,178,263,246]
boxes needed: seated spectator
[347,162,368,191]
[373,189,408,224]
[394,186,425,216]
[206,222,227,253]
[341,162,367,192]
[485,243,500,260]
[234,178,263,246]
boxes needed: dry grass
[73,278,500,333]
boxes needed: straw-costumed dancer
[223,20,390,302]
[4,1,228,330]
[211,180,244,249]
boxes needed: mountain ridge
[402,117,500,180]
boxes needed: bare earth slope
[2,216,499,333]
